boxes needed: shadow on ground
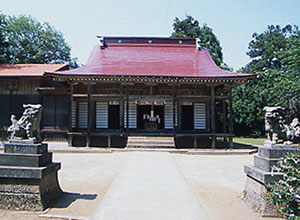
[51,192,98,208]
[233,142,258,149]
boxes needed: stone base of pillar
[0,142,63,211]
[243,175,279,217]
[243,142,298,217]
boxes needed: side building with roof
[0,64,69,140]
[1,37,255,148]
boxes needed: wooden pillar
[150,85,154,112]
[149,85,153,95]
[108,135,111,148]
[172,84,176,134]
[87,84,92,148]
[126,85,129,132]
[177,99,181,131]
[120,85,124,130]
[222,96,227,144]
[120,99,124,130]
[9,90,13,118]
[68,83,74,147]
[222,98,227,134]
[211,85,216,149]
[229,86,233,149]
[54,96,57,129]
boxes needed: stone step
[258,146,298,158]
[128,136,174,141]
[254,155,279,172]
[244,165,283,185]
[127,136,175,148]
[4,143,48,154]
[127,140,175,144]
[0,152,52,167]
[127,144,175,148]
[0,162,61,179]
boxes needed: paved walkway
[91,152,209,220]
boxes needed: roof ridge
[97,36,196,47]
[108,43,195,48]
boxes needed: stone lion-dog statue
[7,104,43,142]
[264,106,300,144]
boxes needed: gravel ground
[0,153,128,220]
[0,152,277,220]
[172,154,266,220]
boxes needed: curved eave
[44,71,256,86]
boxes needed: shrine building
[0,37,255,148]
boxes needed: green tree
[274,33,300,121]
[233,25,300,136]
[0,13,8,63]
[171,15,224,67]
[245,25,297,72]
[5,15,71,64]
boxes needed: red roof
[0,64,67,77]
[47,37,254,79]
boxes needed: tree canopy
[171,15,224,67]
[0,14,72,64]
[233,25,300,136]
[0,13,8,63]
[245,25,297,72]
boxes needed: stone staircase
[126,136,175,148]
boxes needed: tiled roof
[47,37,254,79]
[0,64,67,77]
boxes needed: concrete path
[91,152,209,220]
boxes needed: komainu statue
[7,104,43,142]
[264,106,300,144]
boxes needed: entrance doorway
[108,104,120,129]
[181,105,194,130]
[137,105,164,129]
[137,105,151,129]
[154,106,164,129]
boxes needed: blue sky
[1,0,299,70]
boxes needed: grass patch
[233,137,265,147]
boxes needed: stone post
[0,142,63,210]
[243,142,298,216]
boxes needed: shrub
[267,150,300,219]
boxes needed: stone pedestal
[0,142,63,211]
[243,141,298,217]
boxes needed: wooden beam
[52,74,250,85]
[177,95,228,99]
[91,94,122,97]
